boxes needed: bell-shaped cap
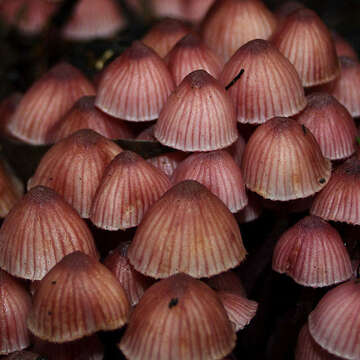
[308,280,360,360]
[27,251,131,343]
[0,270,31,355]
[0,186,98,280]
[142,18,191,58]
[128,180,247,279]
[50,96,133,142]
[154,70,238,151]
[201,0,277,62]
[62,0,126,40]
[119,273,236,360]
[311,156,360,225]
[171,150,248,213]
[271,8,339,87]
[90,151,170,230]
[295,323,341,360]
[220,39,306,124]
[95,41,175,121]
[7,62,95,145]
[273,215,352,287]
[167,33,223,86]
[28,129,122,218]
[296,93,357,160]
[242,117,331,201]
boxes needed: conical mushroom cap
[242,117,332,201]
[154,70,238,151]
[27,251,131,343]
[128,180,246,279]
[0,186,98,280]
[119,273,236,360]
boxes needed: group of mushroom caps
[0,0,359,359]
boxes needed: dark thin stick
[225,69,244,90]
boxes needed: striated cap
[273,215,352,287]
[142,18,191,58]
[7,62,95,145]
[0,270,31,355]
[295,323,341,360]
[90,151,170,230]
[28,129,122,218]
[308,280,360,360]
[0,92,22,137]
[0,186,98,280]
[167,33,223,86]
[50,96,133,142]
[171,150,248,213]
[242,117,332,201]
[327,56,360,118]
[217,291,258,332]
[310,156,360,225]
[272,8,340,87]
[104,241,152,306]
[296,93,357,160]
[128,180,247,279]
[220,39,306,124]
[62,0,125,40]
[119,273,236,360]
[154,70,238,151]
[95,41,175,121]
[27,251,131,343]
[201,0,277,62]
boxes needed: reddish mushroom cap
[28,129,122,218]
[296,92,357,160]
[0,186,98,280]
[242,117,332,201]
[310,156,360,225]
[166,33,223,86]
[7,62,95,145]
[0,270,31,355]
[90,151,170,230]
[220,39,306,124]
[128,180,247,279]
[154,70,238,151]
[171,150,248,213]
[141,18,191,58]
[95,41,175,121]
[50,95,133,142]
[62,0,126,40]
[119,273,236,360]
[27,251,131,343]
[272,8,340,87]
[308,280,360,360]
[273,215,352,287]
[201,0,277,62]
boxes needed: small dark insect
[168,297,179,309]
[319,178,325,184]
[48,311,52,316]
[302,124,307,135]
[51,280,56,285]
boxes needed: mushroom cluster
[0,0,359,359]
